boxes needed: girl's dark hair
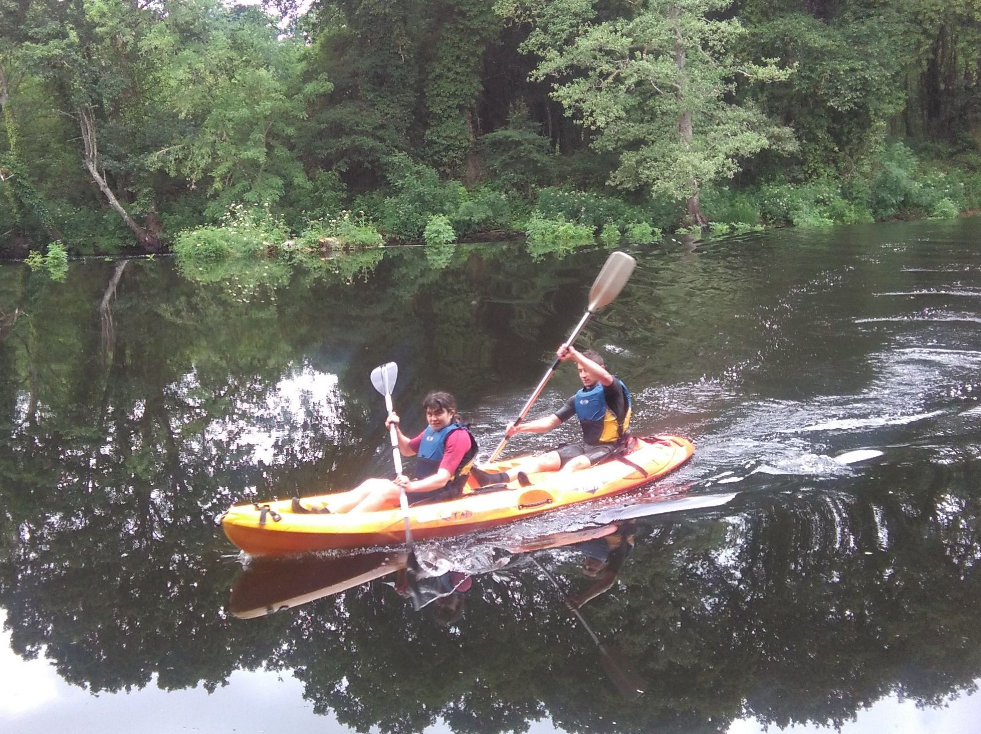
[422,391,457,413]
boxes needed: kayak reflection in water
[294,391,477,514]
[471,346,632,487]
[393,521,636,625]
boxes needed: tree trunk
[0,307,20,342]
[1,63,18,214]
[671,7,707,228]
[100,259,129,359]
[463,110,482,185]
[79,106,163,252]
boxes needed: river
[1,219,980,733]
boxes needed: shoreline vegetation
[3,0,981,269]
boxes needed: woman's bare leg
[326,478,395,513]
[347,484,401,513]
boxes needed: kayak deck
[221,435,694,556]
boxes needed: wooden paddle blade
[370,362,398,396]
[587,251,636,312]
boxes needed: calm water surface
[2,220,981,733]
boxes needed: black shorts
[554,443,616,468]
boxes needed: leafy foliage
[524,213,594,259]
[374,155,462,240]
[504,0,796,222]
[424,214,457,246]
[3,0,981,256]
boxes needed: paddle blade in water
[587,252,637,312]
[834,449,884,465]
[370,362,399,396]
[598,643,646,700]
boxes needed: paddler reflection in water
[295,391,477,514]
[566,521,635,609]
[388,521,635,625]
[394,567,472,626]
[471,346,632,487]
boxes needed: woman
[299,391,477,514]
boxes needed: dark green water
[2,220,981,733]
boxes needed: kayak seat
[291,497,331,514]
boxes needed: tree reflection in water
[2,231,981,733]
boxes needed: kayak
[228,480,737,619]
[220,435,694,556]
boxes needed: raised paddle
[370,362,414,552]
[531,557,645,700]
[488,251,637,462]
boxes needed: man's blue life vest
[573,379,632,445]
[413,421,478,492]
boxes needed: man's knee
[561,455,591,473]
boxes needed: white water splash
[783,411,943,433]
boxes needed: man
[471,345,631,487]
[295,391,477,513]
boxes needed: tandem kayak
[228,483,737,619]
[220,435,694,556]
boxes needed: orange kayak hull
[221,435,694,556]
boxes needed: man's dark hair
[581,348,605,366]
[422,391,457,413]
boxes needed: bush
[524,214,594,260]
[451,187,513,237]
[535,188,628,232]
[45,241,69,281]
[375,154,461,240]
[701,186,762,226]
[24,242,69,281]
[174,204,289,271]
[48,202,130,255]
[24,250,45,271]
[479,106,556,196]
[758,181,839,227]
[870,142,920,219]
[295,212,384,250]
[930,197,959,219]
[599,221,620,247]
[624,222,658,244]
[424,215,456,246]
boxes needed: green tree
[146,1,331,219]
[740,1,909,178]
[500,0,795,225]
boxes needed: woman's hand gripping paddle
[370,362,414,554]
[489,251,637,462]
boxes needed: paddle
[531,557,645,700]
[370,362,414,553]
[488,251,637,462]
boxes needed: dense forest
[2,0,981,258]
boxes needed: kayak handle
[519,497,554,510]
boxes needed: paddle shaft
[488,251,635,463]
[383,392,404,476]
[488,309,593,462]
[531,558,644,699]
[376,369,413,550]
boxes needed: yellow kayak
[220,435,694,556]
